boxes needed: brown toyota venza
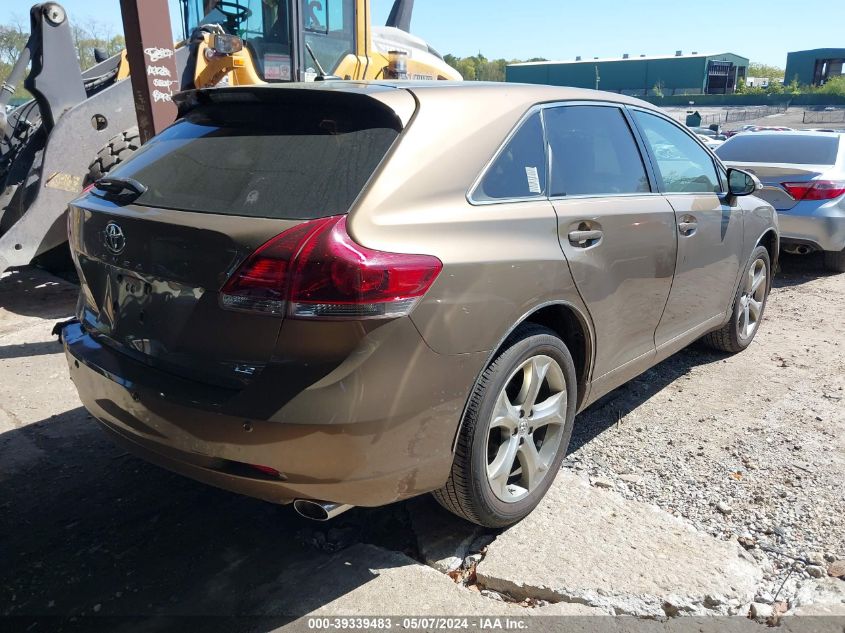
[63,82,778,527]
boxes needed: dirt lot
[0,254,843,629]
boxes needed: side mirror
[727,168,760,197]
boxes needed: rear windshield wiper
[95,176,148,198]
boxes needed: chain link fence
[803,110,845,124]
[673,104,788,128]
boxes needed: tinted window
[715,134,840,165]
[633,111,721,194]
[105,102,399,220]
[474,112,547,201]
[545,106,650,197]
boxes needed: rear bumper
[778,198,845,252]
[63,321,484,507]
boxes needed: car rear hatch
[716,133,841,211]
[68,86,414,389]
[726,163,832,210]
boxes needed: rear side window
[716,135,840,165]
[545,105,650,197]
[633,110,721,194]
[473,112,547,202]
[105,102,400,220]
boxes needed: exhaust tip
[293,499,353,521]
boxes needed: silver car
[716,131,845,272]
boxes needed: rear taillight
[220,218,335,315]
[782,181,845,201]
[221,216,442,320]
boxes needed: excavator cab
[181,0,298,86]
[180,0,460,88]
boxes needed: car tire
[85,126,140,185]
[823,248,845,273]
[703,245,771,353]
[433,323,577,528]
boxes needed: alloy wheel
[484,355,567,503]
[738,257,767,341]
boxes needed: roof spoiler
[172,86,415,127]
[386,0,414,32]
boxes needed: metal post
[119,0,179,143]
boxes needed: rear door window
[103,102,400,220]
[632,110,721,194]
[473,111,547,202]
[715,134,840,165]
[544,105,651,197]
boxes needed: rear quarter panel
[741,193,780,268]
[347,86,589,357]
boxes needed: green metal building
[784,49,845,87]
[507,52,750,96]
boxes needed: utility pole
[120,0,179,143]
[595,65,600,91]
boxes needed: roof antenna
[386,0,414,32]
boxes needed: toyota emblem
[103,222,126,255]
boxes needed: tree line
[443,53,548,82]
[736,62,845,97]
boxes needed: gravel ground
[562,253,844,605]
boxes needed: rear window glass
[716,135,840,165]
[104,103,401,219]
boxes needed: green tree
[766,79,785,95]
[748,62,785,82]
[454,58,477,80]
[817,75,845,96]
[72,20,125,70]
[0,21,29,97]
[0,26,27,64]
[444,53,546,82]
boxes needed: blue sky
[2,1,841,68]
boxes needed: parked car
[689,126,727,141]
[726,125,793,137]
[61,83,778,528]
[697,133,725,150]
[716,131,845,271]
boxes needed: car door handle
[568,230,603,246]
[678,221,698,236]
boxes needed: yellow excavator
[0,0,460,271]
